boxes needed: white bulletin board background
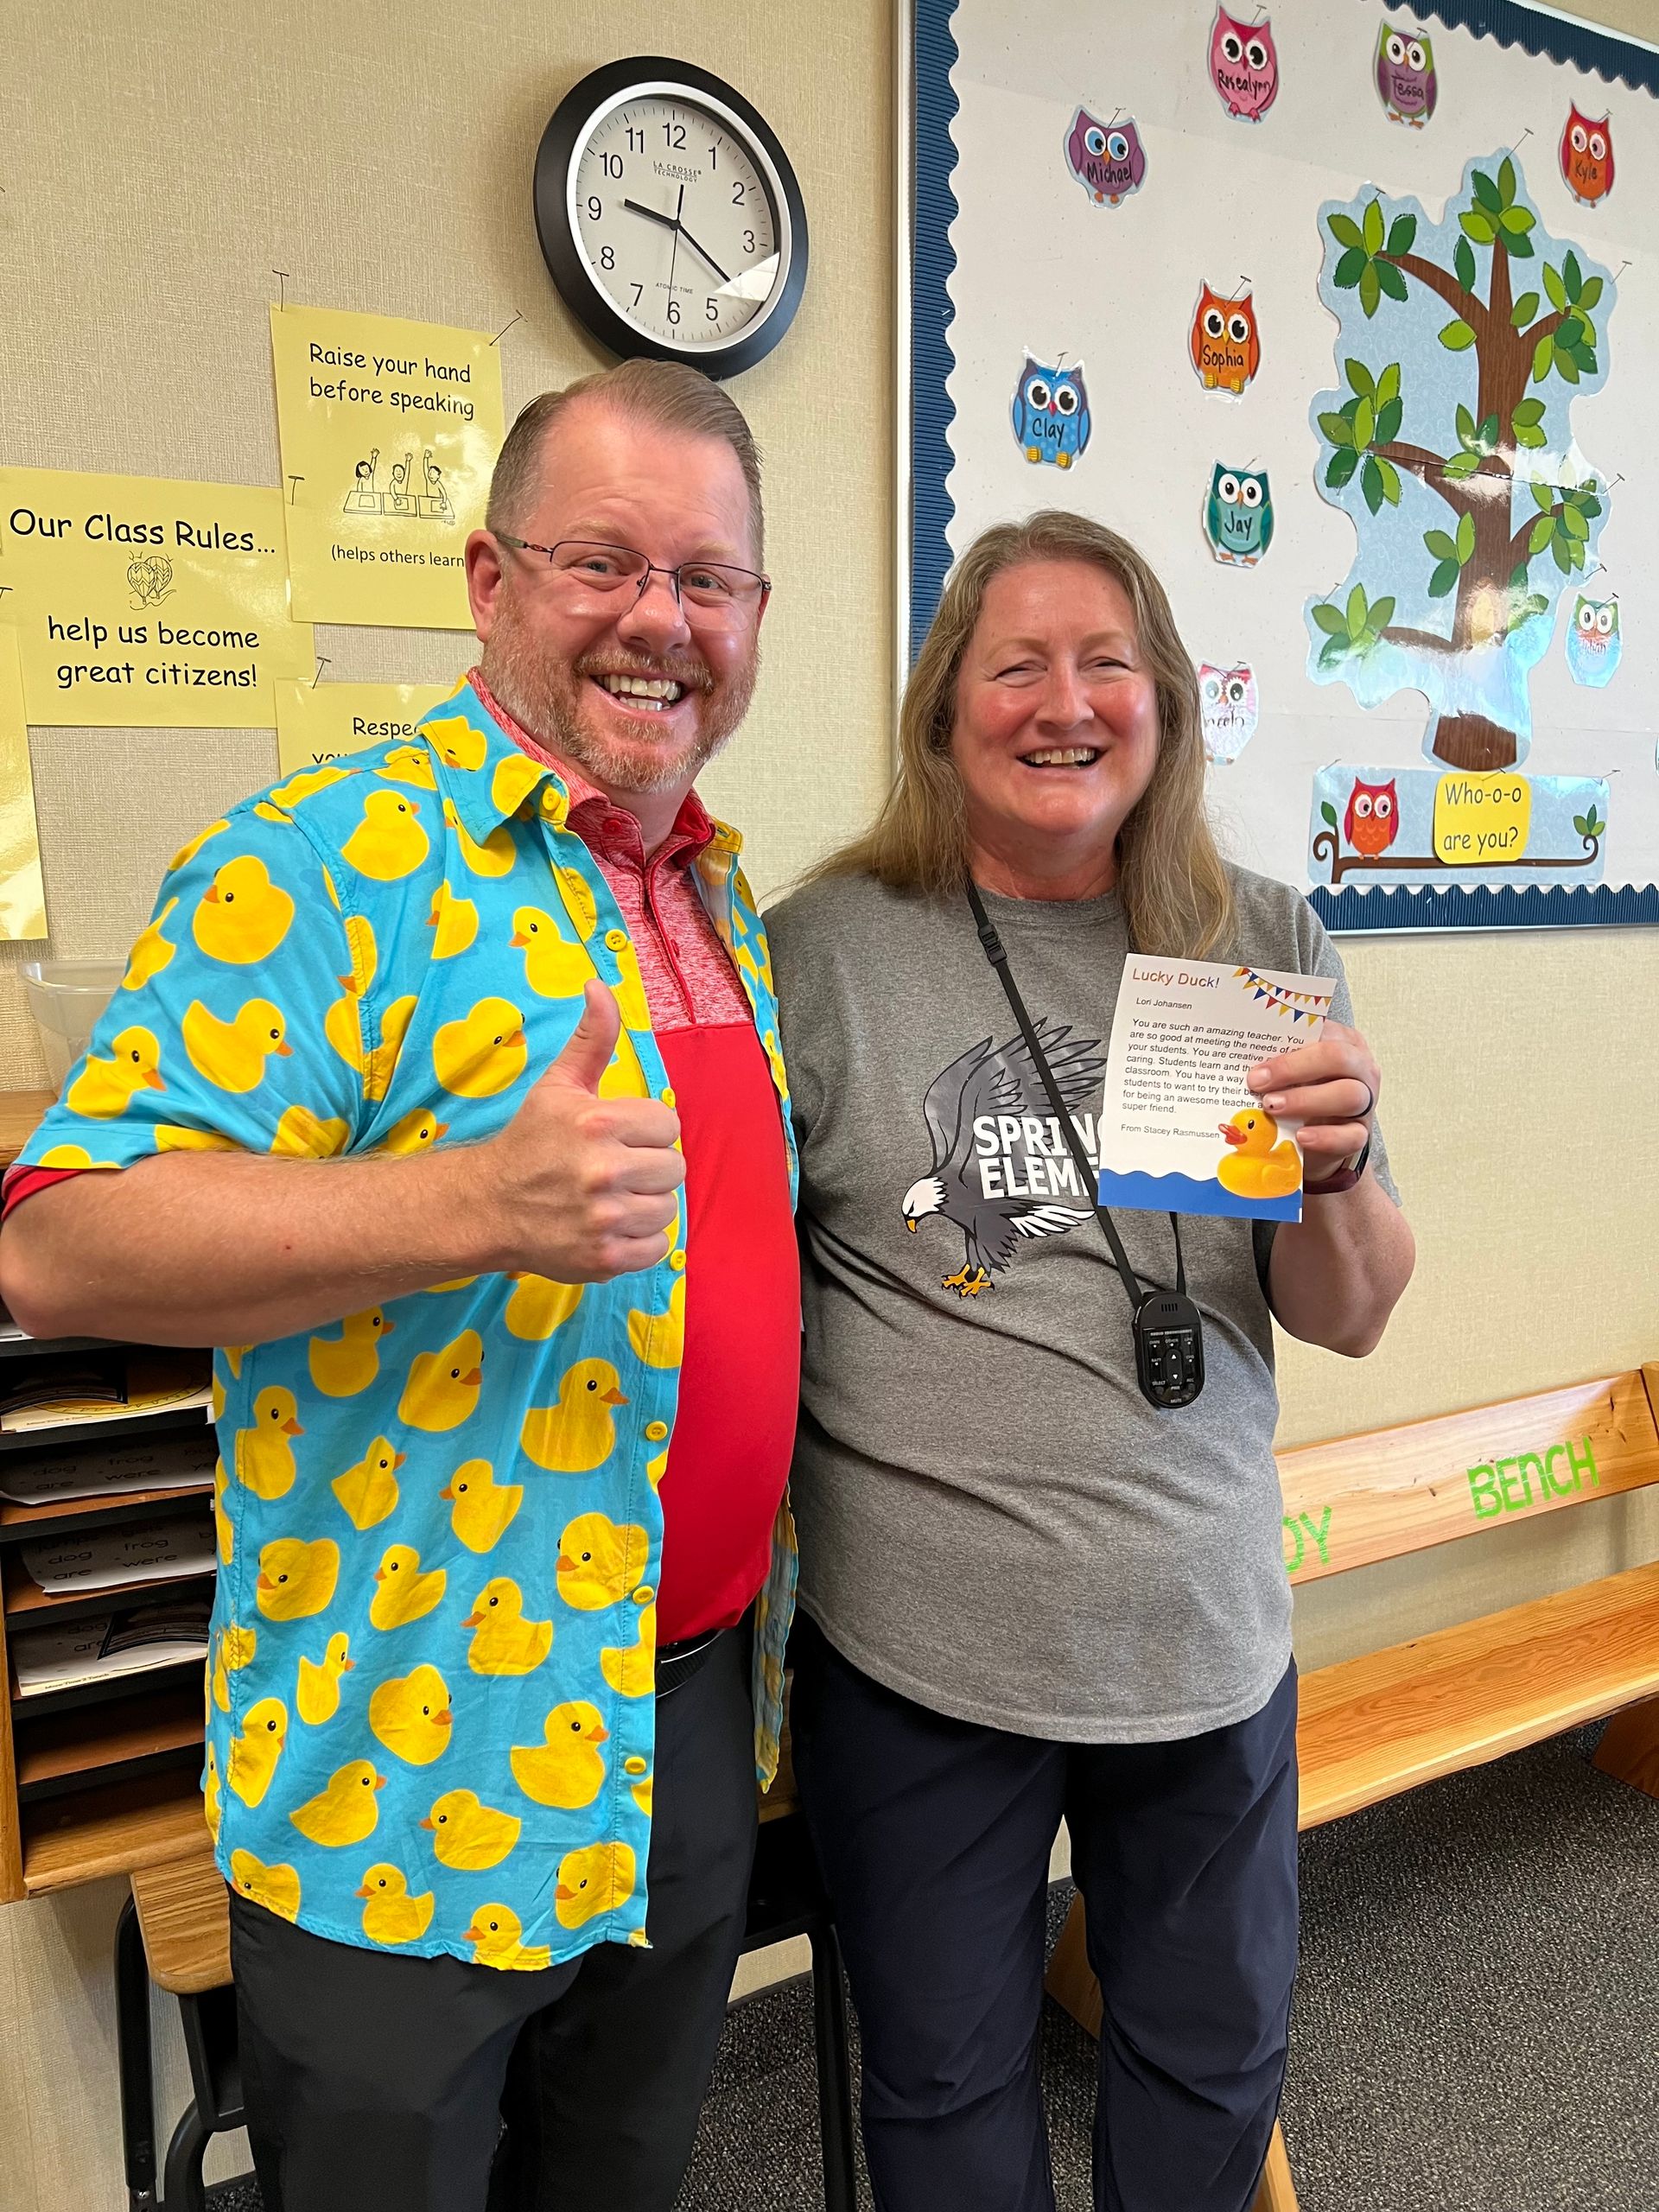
[911,0,1659,929]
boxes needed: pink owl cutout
[1209,8,1280,121]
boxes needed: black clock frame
[534,56,810,380]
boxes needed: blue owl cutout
[1566,594,1621,687]
[1204,463,1274,565]
[1011,357,1092,468]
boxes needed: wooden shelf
[0,1091,53,1170]
[0,1480,214,1542]
[11,1654,204,1720]
[0,1406,211,1459]
[14,1682,202,1796]
[21,1764,211,1893]
[3,1551,214,1625]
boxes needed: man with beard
[0,362,801,2212]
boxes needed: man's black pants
[229,1625,756,2212]
[789,1616,1300,2212]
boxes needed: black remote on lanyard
[966,882,1205,1409]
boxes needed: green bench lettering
[1467,1435,1599,1519]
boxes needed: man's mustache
[573,648,715,695]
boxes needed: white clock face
[571,92,785,353]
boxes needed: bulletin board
[905,0,1659,931]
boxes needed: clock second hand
[665,183,684,305]
[621,183,733,298]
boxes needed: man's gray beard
[479,594,756,795]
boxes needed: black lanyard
[966,880,1205,1408]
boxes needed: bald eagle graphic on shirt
[902,1020,1106,1296]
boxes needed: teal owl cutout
[1205,464,1274,566]
[1566,594,1620,686]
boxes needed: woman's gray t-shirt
[766,864,1395,1745]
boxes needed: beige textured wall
[2,3,1657,2208]
[0,3,890,2206]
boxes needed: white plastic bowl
[21,958,126,1092]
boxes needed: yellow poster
[274,679,467,775]
[270,305,505,630]
[0,626,47,939]
[0,469,314,728]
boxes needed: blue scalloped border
[908,0,1658,932]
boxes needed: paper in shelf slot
[0,1348,211,1433]
[11,1592,213,1697]
[19,1505,216,1596]
[0,1427,219,1507]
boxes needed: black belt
[655,1629,723,1700]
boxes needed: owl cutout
[1190,286,1261,397]
[1560,108,1614,205]
[1064,109,1147,207]
[1344,778,1400,858]
[1376,23,1437,126]
[1204,465,1274,566]
[1198,664,1259,763]
[1566,594,1621,687]
[1209,9,1280,121]
[1010,358,1092,469]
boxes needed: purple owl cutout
[1064,109,1148,207]
[1209,7,1280,121]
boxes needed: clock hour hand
[674,223,732,287]
[621,196,679,234]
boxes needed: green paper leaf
[1424,530,1459,563]
[1511,398,1545,426]
[1499,205,1535,236]
[1552,536,1571,574]
[1532,334,1554,383]
[1471,168,1502,213]
[1346,583,1369,639]
[1363,198,1385,255]
[1579,276,1604,311]
[1353,396,1376,448]
[1456,512,1476,563]
[1325,446,1359,489]
[1370,594,1396,632]
[1376,362,1402,408]
[1514,420,1548,449]
[1333,246,1367,290]
[1321,801,1339,829]
[1498,156,1517,207]
[1359,261,1382,318]
[1543,262,1568,310]
[1459,210,1496,246]
[1529,515,1555,556]
[1454,237,1478,291]
[1505,230,1535,260]
[1319,410,1354,448]
[1319,636,1348,669]
[1329,212,1364,252]
[1440,318,1476,351]
[1511,290,1541,328]
[1386,213,1418,257]
[1477,414,1500,454]
[1573,813,1589,836]
[1570,538,1586,571]
[1442,449,1482,480]
[1531,480,1556,512]
[1376,260,1409,303]
[1562,504,1589,539]
[1428,559,1460,599]
[1455,404,1476,447]
[1376,461,1402,508]
[1555,346,1581,385]
[1311,603,1348,636]
[1361,458,1384,516]
[1344,358,1375,398]
[1564,249,1583,302]
[1376,398,1403,447]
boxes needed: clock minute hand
[674,222,732,287]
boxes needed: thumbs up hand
[473,982,683,1282]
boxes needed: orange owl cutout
[1189,284,1261,397]
[1560,106,1613,206]
[1344,777,1399,859]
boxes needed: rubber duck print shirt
[14,677,798,1968]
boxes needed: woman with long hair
[766,512,1414,2212]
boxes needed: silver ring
[1355,1080,1376,1120]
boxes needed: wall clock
[534,57,809,379]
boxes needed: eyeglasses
[495,536,770,616]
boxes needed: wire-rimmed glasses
[495,536,769,619]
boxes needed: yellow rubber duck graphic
[121,899,177,990]
[372,1107,449,1156]
[331,1435,405,1531]
[550,864,598,940]
[509,906,590,999]
[182,999,292,1094]
[65,1027,163,1118]
[296,1631,355,1725]
[1217,1108,1303,1201]
[289,1759,387,1847]
[554,1840,636,1931]
[504,1274,583,1343]
[168,818,228,871]
[463,1579,553,1676]
[464,1903,550,1972]
[256,1536,340,1622]
[233,1387,305,1499]
[211,1622,257,1713]
[397,1329,484,1433]
[441,1459,523,1554]
[213,1457,232,1566]
[420,1788,521,1871]
[598,1028,651,1100]
[341,790,429,880]
[229,1849,302,1923]
[268,763,351,809]
[441,796,516,878]
[370,1545,447,1630]
[38,1142,121,1166]
[433,998,527,1098]
[520,1358,628,1475]
[510,1701,609,1808]
[426,880,478,960]
[601,1600,657,1698]
[491,752,548,820]
[226,1696,289,1808]
[191,855,296,964]
[356,1864,435,1946]
[204,1740,221,1841]
[376,745,437,791]
[326,991,416,1103]
[308,1307,395,1398]
[369,1663,454,1766]
[556,1512,650,1612]
[270,1105,350,1159]
[623,1754,652,1816]
[424,715,486,773]
[626,1277,684,1370]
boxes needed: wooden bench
[1046,1364,1659,2212]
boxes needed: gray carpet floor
[207,1724,1657,2212]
